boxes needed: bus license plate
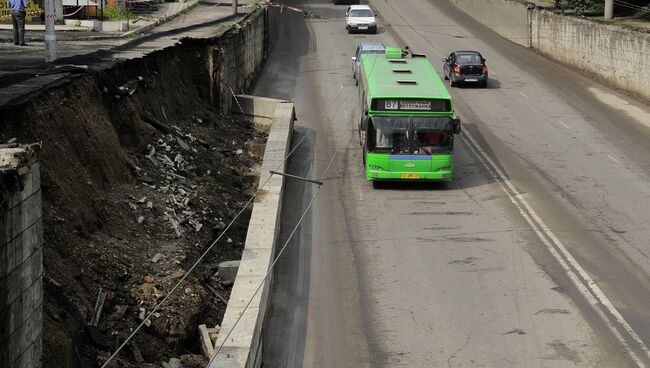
[400,173,421,179]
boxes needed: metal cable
[99,83,350,368]
[205,100,355,368]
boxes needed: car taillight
[482,66,488,73]
[453,66,460,73]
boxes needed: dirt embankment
[0,26,267,368]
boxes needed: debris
[85,325,108,348]
[176,136,191,151]
[198,324,215,358]
[188,219,203,232]
[217,260,240,285]
[151,253,163,263]
[162,358,182,368]
[137,197,147,204]
[137,216,145,224]
[204,283,228,305]
[131,343,145,364]
[185,287,193,294]
[90,288,107,327]
[146,201,154,209]
[235,149,244,155]
[139,308,146,321]
[143,274,154,283]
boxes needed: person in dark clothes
[8,0,29,46]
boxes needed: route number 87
[385,100,399,110]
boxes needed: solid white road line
[519,91,529,100]
[462,130,650,368]
[607,154,624,166]
[557,119,571,129]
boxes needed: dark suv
[334,0,359,4]
[443,51,488,88]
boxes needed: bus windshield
[369,117,453,154]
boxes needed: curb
[208,95,294,368]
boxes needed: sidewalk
[0,0,254,108]
[0,0,202,42]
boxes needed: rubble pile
[39,111,266,368]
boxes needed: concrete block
[218,260,241,284]
[214,306,260,349]
[210,96,293,368]
[236,249,272,278]
[225,275,265,309]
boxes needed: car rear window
[350,10,374,17]
[457,54,482,63]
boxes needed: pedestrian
[8,0,29,46]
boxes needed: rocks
[217,260,240,284]
[151,253,163,263]
[162,358,182,368]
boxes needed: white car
[345,5,377,34]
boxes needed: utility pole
[44,0,57,62]
[605,0,614,19]
[232,0,237,15]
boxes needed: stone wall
[0,146,43,368]
[216,8,269,114]
[531,10,650,101]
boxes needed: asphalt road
[255,1,650,367]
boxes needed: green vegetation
[102,3,129,20]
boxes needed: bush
[102,2,129,20]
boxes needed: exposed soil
[0,35,266,367]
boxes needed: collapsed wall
[0,6,272,368]
[450,0,650,101]
[0,145,43,368]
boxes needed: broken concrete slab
[217,260,241,284]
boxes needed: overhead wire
[98,73,351,368]
[205,91,355,368]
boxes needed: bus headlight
[435,166,451,172]
[370,165,385,171]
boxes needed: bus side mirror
[453,118,461,134]
[360,116,369,131]
[351,56,357,61]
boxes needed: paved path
[0,1,250,108]
[257,0,650,367]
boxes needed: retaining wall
[209,95,294,368]
[531,10,650,101]
[451,0,650,101]
[0,146,43,368]
[214,9,268,114]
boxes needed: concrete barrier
[208,95,294,368]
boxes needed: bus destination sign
[372,98,451,112]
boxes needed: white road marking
[462,130,649,368]
[557,119,570,129]
[607,154,624,166]
[519,91,529,100]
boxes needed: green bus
[357,47,461,182]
